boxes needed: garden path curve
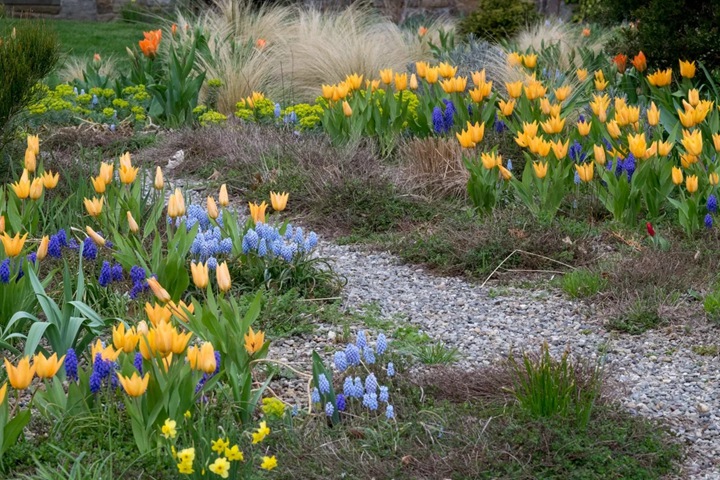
[316,242,720,480]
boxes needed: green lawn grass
[0,18,152,62]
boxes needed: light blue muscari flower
[379,386,389,403]
[365,373,378,394]
[258,238,268,257]
[387,362,395,377]
[343,377,354,397]
[356,330,367,349]
[274,103,281,118]
[353,377,364,398]
[334,351,348,371]
[311,387,320,403]
[325,402,334,417]
[362,393,378,411]
[363,346,375,364]
[385,405,395,419]
[318,373,330,394]
[345,344,361,366]
[376,333,387,355]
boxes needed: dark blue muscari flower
[705,214,713,229]
[68,238,79,250]
[130,265,146,284]
[569,141,586,163]
[432,106,445,134]
[443,100,456,131]
[708,194,718,213]
[16,265,23,281]
[0,259,10,284]
[336,393,346,411]
[98,261,112,287]
[494,116,506,133]
[56,229,68,247]
[27,252,37,264]
[82,238,97,260]
[578,114,586,123]
[467,104,473,116]
[111,263,124,282]
[47,235,62,258]
[133,352,143,374]
[623,154,636,181]
[65,348,78,381]
[603,138,613,150]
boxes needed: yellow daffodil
[27,134,40,156]
[24,148,36,173]
[671,166,684,185]
[686,174,698,194]
[113,323,140,353]
[216,261,231,293]
[211,437,230,454]
[1,232,27,257]
[154,166,164,189]
[209,457,231,478]
[3,357,35,389]
[593,144,606,165]
[647,68,672,87]
[252,421,271,444]
[147,277,172,303]
[33,352,65,379]
[117,372,150,397]
[85,226,105,246]
[260,456,278,471]
[161,419,177,439]
[84,196,104,217]
[37,235,49,261]
[41,170,59,189]
[29,178,43,200]
[679,60,696,79]
[191,261,209,289]
[225,445,244,462]
[248,201,267,224]
[575,162,594,182]
[11,170,31,199]
[532,161,548,179]
[244,326,265,355]
[270,191,289,211]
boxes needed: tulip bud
[219,184,229,207]
[85,226,106,246]
[137,320,149,335]
[37,235,49,261]
[127,211,139,233]
[342,101,352,117]
[154,166,164,189]
[25,148,36,173]
[216,261,231,293]
[147,277,172,303]
[0,216,5,234]
[409,73,418,90]
[207,196,219,219]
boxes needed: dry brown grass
[398,136,468,199]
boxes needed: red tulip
[646,222,655,237]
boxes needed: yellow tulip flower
[505,81,523,99]
[658,140,673,156]
[681,153,698,169]
[467,121,485,144]
[575,162,595,182]
[577,120,591,136]
[127,211,139,233]
[29,178,43,200]
[606,120,621,138]
[113,323,140,353]
[682,129,703,156]
[270,191,289,211]
[0,383,6,406]
[219,184,229,206]
[87,225,107,245]
[84,196,104,217]
[138,330,157,360]
[627,133,648,159]
[713,133,720,152]
[147,277,172,303]
[0,216,4,234]
[480,152,501,169]
[99,162,114,184]
[551,139,569,160]
[688,88,700,107]
[409,73,418,90]
[171,329,192,355]
[647,68,672,87]
[119,152,132,169]
[37,235,49,261]
[244,326,265,355]
[321,84,334,100]
[554,85,571,102]
[168,300,194,322]
[119,164,138,184]
[415,61,429,78]
[394,73,408,91]
[456,129,476,149]
[679,60,696,79]
[117,372,150,397]
[207,196,219,219]
[498,165,513,180]
[345,73,363,90]
[438,62,457,78]
[199,342,217,374]
[145,302,172,326]
[532,161,548,179]
[425,66,439,84]
[471,69,486,86]
[507,52,523,66]
[25,148,36,173]
[191,261,209,289]
[33,352,65,379]
[379,69,393,84]
[3,357,35,389]
[90,175,106,194]
[1,232,27,257]
[671,166,684,185]
[27,134,40,156]
[216,261,232,293]
[168,189,186,218]
[498,99,515,116]
[342,101,352,117]
[593,144,606,165]
[248,201,267,224]
[154,166,164,189]
[647,102,660,126]
[11,169,31,199]
[541,115,565,134]
[686,174,698,194]
[576,68,588,81]
[524,81,547,100]
[41,170,59,189]
[710,172,719,186]
[154,320,175,356]
[522,53,537,69]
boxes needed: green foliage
[411,343,460,365]
[561,268,607,298]
[703,285,720,323]
[608,300,663,334]
[457,0,539,42]
[0,21,59,147]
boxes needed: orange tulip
[139,30,162,58]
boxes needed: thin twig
[481,249,576,288]
[297,296,342,302]
[501,269,568,275]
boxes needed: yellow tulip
[498,165,513,180]
[677,108,696,128]
[344,73,363,90]
[394,73,408,91]
[468,121,485,144]
[41,170,59,189]
[91,175,106,194]
[713,133,720,152]
[0,216,4,234]
[577,120,591,136]
[11,169,31,199]
[248,201,267,224]
[647,68,672,87]
[577,68,588,81]
[270,191,289,211]
[456,129,476,149]
[24,148,36,173]
[681,153,698,169]
[168,300,194,322]
[498,99,515,116]
[219,184,229,207]
[671,166,684,185]
[515,132,529,148]
[505,81,523,99]
[113,323,139,353]
[154,320,175,356]
[507,52,523,66]
[593,144,606,165]
[37,235,49,261]
[244,327,265,355]
[379,69,393,84]
[522,53,537,69]
[536,138,552,157]
[85,226,106,246]
[425,66,439,84]
[409,73,418,90]
[524,81,547,100]
[119,164,138,184]
[27,134,40,156]
[171,329,192,354]
[438,62,457,78]
[100,162,114,184]
[0,383,6,406]
[119,152,132,169]
[679,60,696,79]
[645,141,658,159]
[682,129,703,156]
[147,277,172,303]
[647,102,660,126]
[658,140,673,156]
[541,115,565,134]
[532,161,548,179]
[191,261,209,289]
[33,352,65,379]
[471,69,486,86]
[321,84,334,100]
[199,342,217,374]
[29,178,43,200]
[415,61,429,78]
[627,133,647,159]
[594,77,608,91]
[1,232,27,257]
[138,330,156,360]
[606,120,621,138]
[168,189,186,218]
[522,121,539,138]
[551,139,569,160]
[688,89,700,107]
[187,345,200,370]
[207,196,219,220]
[342,101,352,117]
[554,85,571,102]
[575,162,595,182]
[84,196,104,217]
[145,302,172,326]
[480,152,501,169]
[127,211,139,233]
[216,261,231,293]
[117,372,150,397]
[686,174,698,194]
[3,357,35,389]
[710,172,719,186]
[137,320,149,336]
[154,166,164,189]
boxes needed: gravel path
[293,241,720,479]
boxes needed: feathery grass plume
[398,136,468,199]
[57,55,119,84]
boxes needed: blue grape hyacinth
[334,351,348,371]
[708,194,718,213]
[318,373,330,394]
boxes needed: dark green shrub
[457,0,539,42]
[0,21,59,147]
